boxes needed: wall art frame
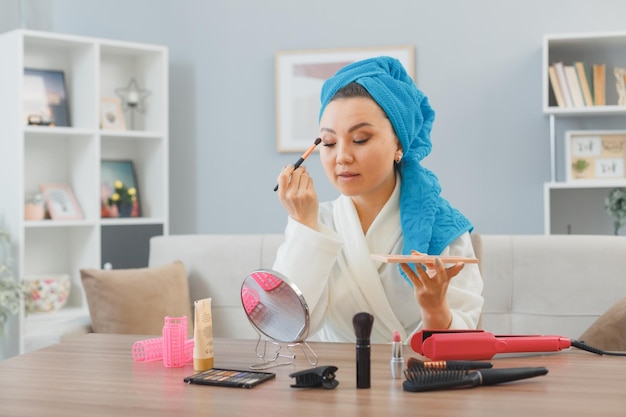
[566,130,626,182]
[100,97,126,130]
[275,45,415,153]
[100,159,141,218]
[23,68,71,127]
[39,183,83,220]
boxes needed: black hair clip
[289,365,339,389]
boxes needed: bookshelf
[543,31,626,235]
[0,29,168,358]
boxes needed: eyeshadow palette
[183,368,276,389]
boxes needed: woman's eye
[322,142,336,147]
[354,137,369,144]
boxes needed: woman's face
[319,96,401,201]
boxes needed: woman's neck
[351,173,398,234]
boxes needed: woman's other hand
[399,257,464,329]
[276,165,319,230]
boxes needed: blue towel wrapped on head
[319,56,472,258]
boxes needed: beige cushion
[578,298,626,352]
[81,262,193,337]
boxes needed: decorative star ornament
[115,78,151,114]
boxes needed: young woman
[273,56,483,343]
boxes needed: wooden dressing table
[0,334,625,417]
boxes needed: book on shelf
[564,65,585,107]
[593,64,606,106]
[553,61,574,107]
[574,61,594,106]
[548,64,566,107]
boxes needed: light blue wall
[10,0,626,235]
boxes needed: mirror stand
[249,335,319,370]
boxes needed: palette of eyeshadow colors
[184,368,276,389]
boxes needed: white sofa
[147,233,626,341]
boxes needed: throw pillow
[578,297,626,352]
[81,261,193,337]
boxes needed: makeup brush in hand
[273,137,321,191]
[352,312,374,389]
[403,366,548,392]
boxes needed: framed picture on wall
[566,130,626,182]
[100,160,141,218]
[275,45,415,153]
[39,184,83,220]
[23,68,71,127]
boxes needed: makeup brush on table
[273,137,321,191]
[352,312,374,389]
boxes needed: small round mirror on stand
[241,269,318,369]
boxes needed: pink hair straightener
[409,330,624,360]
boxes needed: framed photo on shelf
[100,159,141,218]
[39,184,83,220]
[100,97,126,130]
[23,68,70,127]
[275,45,415,153]
[566,130,626,182]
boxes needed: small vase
[24,193,45,221]
[118,203,133,218]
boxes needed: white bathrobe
[273,179,484,344]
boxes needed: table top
[1,333,625,417]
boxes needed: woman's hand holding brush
[274,138,321,191]
[275,138,321,230]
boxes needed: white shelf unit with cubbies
[0,29,168,358]
[542,31,626,235]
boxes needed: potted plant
[107,180,137,217]
[0,229,20,335]
[605,188,626,235]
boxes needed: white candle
[127,91,139,104]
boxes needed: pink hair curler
[132,336,194,363]
[132,336,165,362]
[242,286,260,314]
[250,270,283,291]
[162,316,189,367]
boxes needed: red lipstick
[390,331,404,379]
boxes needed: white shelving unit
[0,29,168,358]
[543,31,626,235]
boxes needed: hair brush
[403,366,548,392]
[407,357,493,370]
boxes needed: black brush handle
[477,367,549,386]
[447,360,493,370]
[356,343,371,388]
[273,158,305,191]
